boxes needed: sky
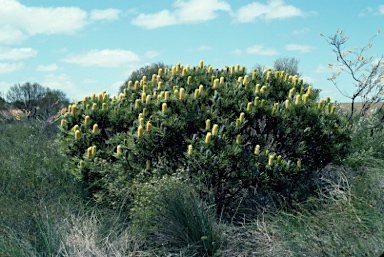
[0,0,383,102]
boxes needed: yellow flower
[194,89,199,99]
[135,99,140,109]
[254,145,260,155]
[303,94,309,104]
[134,81,140,89]
[260,86,267,94]
[268,154,275,166]
[158,81,163,90]
[252,69,256,80]
[141,92,146,102]
[143,84,147,93]
[212,124,219,136]
[261,99,265,107]
[205,132,212,144]
[236,134,241,145]
[87,147,93,158]
[307,86,313,95]
[127,80,133,88]
[326,96,331,104]
[247,102,252,111]
[98,93,103,102]
[165,91,170,101]
[91,93,96,102]
[71,104,76,115]
[179,88,185,100]
[174,89,179,98]
[295,94,300,105]
[61,119,66,127]
[162,103,167,113]
[213,78,219,89]
[207,65,212,73]
[318,99,324,109]
[117,145,122,156]
[86,104,90,110]
[158,68,163,76]
[199,60,204,69]
[236,64,240,72]
[146,121,152,132]
[254,97,259,106]
[243,75,249,84]
[199,85,204,96]
[73,125,79,132]
[205,119,211,130]
[297,159,301,168]
[92,103,97,111]
[146,95,151,105]
[92,124,98,133]
[285,99,290,109]
[277,155,282,165]
[238,76,243,83]
[271,107,276,115]
[239,112,245,123]
[188,145,193,155]
[75,130,80,140]
[187,76,192,85]
[138,126,144,137]
[79,160,85,169]
[102,103,107,110]
[330,105,336,114]
[220,76,224,84]
[230,65,234,74]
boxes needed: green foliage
[131,172,222,256]
[57,61,351,213]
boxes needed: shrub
[57,61,351,213]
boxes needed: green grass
[0,113,383,256]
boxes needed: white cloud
[291,28,310,35]
[197,46,212,51]
[315,64,333,73]
[301,76,316,84]
[144,50,160,59]
[0,62,23,74]
[0,0,121,43]
[131,0,231,29]
[285,44,315,54]
[37,64,58,72]
[0,47,37,60]
[62,49,140,67]
[90,9,121,21]
[234,0,304,23]
[376,5,384,15]
[232,49,243,56]
[246,45,278,56]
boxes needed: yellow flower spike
[330,105,336,114]
[164,91,170,101]
[92,103,97,111]
[277,155,282,165]
[86,104,90,110]
[134,81,140,89]
[174,89,179,98]
[162,103,167,113]
[91,93,96,102]
[171,66,176,75]
[141,92,146,102]
[297,159,302,168]
[83,96,88,103]
[230,65,235,74]
[236,118,240,127]
[252,69,256,81]
[92,146,97,155]
[260,86,267,94]
[326,96,331,104]
[146,160,151,170]
[79,160,85,169]
[138,126,144,137]
[138,113,143,119]
[102,103,107,110]
[117,145,122,156]
[135,99,140,109]
[238,76,243,83]
[236,134,241,145]
[112,95,117,102]
[285,99,290,109]
[205,119,211,130]
[87,147,92,158]
[303,94,309,104]
[192,89,198,99]
[179,88,185,100]
[146,95,151,105]
[265,150,269,156]
[239,112,245,123]
[266,71,271,81]
[142,108,147,117]
[236,64,240,72]
[188,145,193,155]
[292,76,298,86]
[187,76,192,85]
[288,88,295,99]
[255,84,260,93]
[85,115,90,125]
[205,132,212,144]
[213,79,219,89]
[261,99,265,107]
[318,99,324,109]
[199,60,204,69]
[272,107,276,115]
[92,124,98,133]
[156,75,161,83]
[182,68,186,77]
[73,124,79,132]
[143,85,147,93]
[98,93,103,102]
[151,74,157,82]
[254,97,259,106]
[199,85,204,96]
[212,124,219,136]
[295,94,300,105]
[139,117,144,127]
[146,121,152,132]
[158,81,163,90]
[268,154,275,166]
[220,76,224,84]
[61,119,66,127]
[127,80,133,88]
[247,102,252,111]
[243,75,249,84]
[254,145,260,155]
[158,68,163,76]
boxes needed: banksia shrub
[58,61,351,214]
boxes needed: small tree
[274,56,300,76]
[323,29,384,120]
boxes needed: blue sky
[0,0,383,102]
